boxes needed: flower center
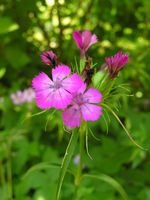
[74,93,88,106]
[53,79,62,89]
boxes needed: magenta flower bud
[40,51,57,67]
[72,30,98,57]
[105,51,129,78]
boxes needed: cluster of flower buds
[73,30,128,79]
[10,88,35,105]
[40,50,58,67]
[105,51,129,78]
[32,30,129,128]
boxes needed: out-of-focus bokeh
[0,0,150,199]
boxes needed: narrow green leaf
[56,129,79,200]
[101,103,146,150]
[74,57,80,74]
[22,162,60,179]
[83,174,129,200]
[102,107,111,123]
[85,127,93,160]
[30,110,48,117]
[89,127,101,142]
[63,126,71,134]
[102,114,109,134]
[22,110,48,124]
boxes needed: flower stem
[75,124,85,186]
[56,129,79,200]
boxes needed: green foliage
[0,0,150,200]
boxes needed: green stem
[56,129,79,200]
[75,124,86,190]
[73,124,86,200]
[75,128,85,186]
[0,160,5,200]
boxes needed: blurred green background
[0,0,150,199]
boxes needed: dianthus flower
[32,65,83,109]
[40,51,57,67]
[105,51,129,78]
[10,91,25,105]
[73,30,97,57]
[10,88,35,105]
[23,88,35,103]
[62,82,102,128]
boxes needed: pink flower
[32,65,83,109]
[40,51,57,67]
[73,30,97,56]
[62,82,102,128]
[105,51,129,78]
[10,88,35,105]
[23,88,35,102]
[10,91,25,105]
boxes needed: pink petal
[77,81,86,94]
[73,31,82,49]
[90,34,98,46]
[81,103,102,121]
[62,105,82,128]
[62,74,84,93]
[35,90,54,109]
[105,57,112,67]
[32,72,54,109]
[32,72,53,91]
[51,88,72,109]
[82,30,92,50]
[52,65,71,81]
[83,88,102,103]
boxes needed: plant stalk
[56,129,79,200]
[75,123,86,187]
